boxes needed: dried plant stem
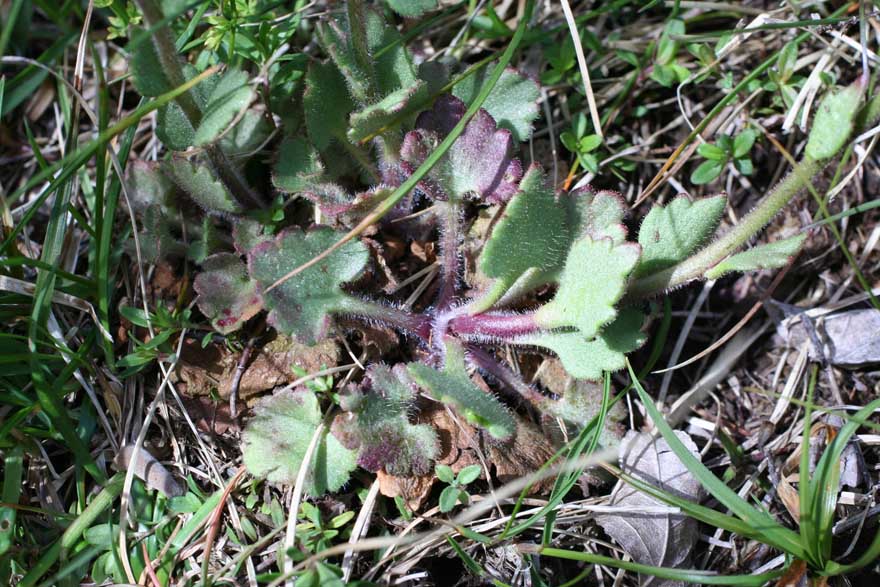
[132,0,265,210]
[627,154,823,299]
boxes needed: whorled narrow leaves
[401,95,522,203]
[338,364,438,476]
[193,253,263,334]
[635,194,726,277]
[247,226,369,344]
[407,339,515,439]
[242,388,357,495]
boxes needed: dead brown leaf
[377,470,435,511]
[174,335,339,400]
[115,445,184,498]
[489,415,557,494]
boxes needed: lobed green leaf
[242,388,357,495]
[535,236,640,339]
[247,226,369,344]
[452,66,540,142]
[479,165,571,285]
[636,194,726,277]
[518,309,646,380]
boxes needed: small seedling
[690,129,757,185]
[294,502,355,555]
[560,112,602,173]
[436,464,482,513]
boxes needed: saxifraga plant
[128,0,870,529]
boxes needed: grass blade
[626,360,806,559]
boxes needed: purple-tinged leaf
[232,219,271,256]
[299,185,394,227]
[401,95,523,203]
[194,253,263,334]
[339,364,438,476]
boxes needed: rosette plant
[128,0,868,496]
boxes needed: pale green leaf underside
[705,234,806,279]
[242,389,357,495]
[479,166,571,283]
[636,194,726,277]
[407,340,514,439]
[165,159,242,214]
[453,66,540,142]
[518,309,646,380]
[536,236,641,339]
[247,226,369,344]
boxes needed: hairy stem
[627,155,823,298]
[435,201,462,311]
[133,0,265,210]
[449,311,540,339]
[339,297,431,340]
